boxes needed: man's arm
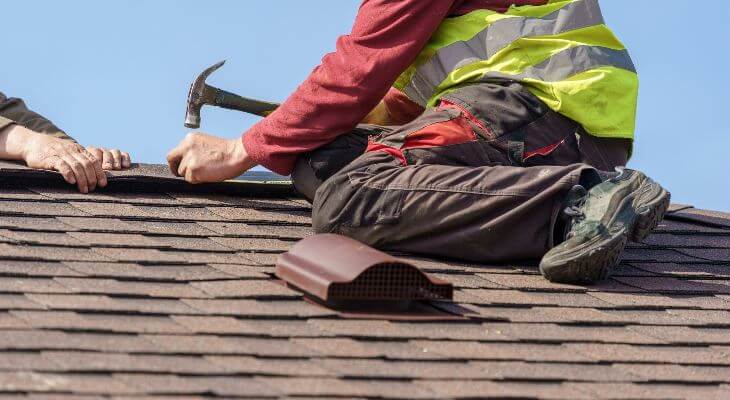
[0,91,132,192]
[0,92,73,141]
[242,0,457,175]
[168,0,459,181]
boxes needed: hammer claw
[199,60,226,83]
[185,60,280,129]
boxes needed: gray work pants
[293,83,630,263]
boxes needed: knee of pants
[310,151,405,242]
[310,172,351,235]
[311,176,405,251]
[291,156,320,203]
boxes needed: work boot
[540,168,670,284]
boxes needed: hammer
[184,60,280,129]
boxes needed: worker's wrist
[0,122,14,140]
[0,116,16,134]
[228,137,257,173]
[0,123,37,161]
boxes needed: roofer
[0,91,131,193]
[167,0,670,283]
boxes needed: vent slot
[328,263,451,302]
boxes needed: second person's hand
[0,124,133,193]
[86,146,131,170]
[17,127,106,193]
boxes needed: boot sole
[631,183,671,243]
[540,176,671,284]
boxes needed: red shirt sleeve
[242,0,458,175]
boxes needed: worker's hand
[166,132,256,184]
[86,146,132,170]
[0,124,107,193]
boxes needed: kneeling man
[167,0,670,283]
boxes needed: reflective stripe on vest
[393,0,639,139]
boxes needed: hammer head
[184,60,226,129]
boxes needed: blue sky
[1,1,728,211]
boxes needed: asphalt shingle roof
[0,161,729,399]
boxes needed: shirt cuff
[242,123,296,176]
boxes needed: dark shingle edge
[0,161,297,198]
[666,213,730,230]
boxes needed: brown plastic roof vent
[276,234,453,308]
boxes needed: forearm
[0,92,74,142]
[242,0,456,175]
[0,123,37,161]
[0,93,131,192]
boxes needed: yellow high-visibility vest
[393,0,638,140]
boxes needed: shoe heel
[631,189,671,242]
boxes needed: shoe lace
[563,186,588,240]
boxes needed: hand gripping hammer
[184,60,280,129]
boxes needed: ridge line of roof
[0,161,297,198]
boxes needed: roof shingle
[0,161,729,399]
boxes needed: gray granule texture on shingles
[0,161,729,399]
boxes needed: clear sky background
[1,1,728,211]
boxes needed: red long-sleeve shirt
[242,0,548,175]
